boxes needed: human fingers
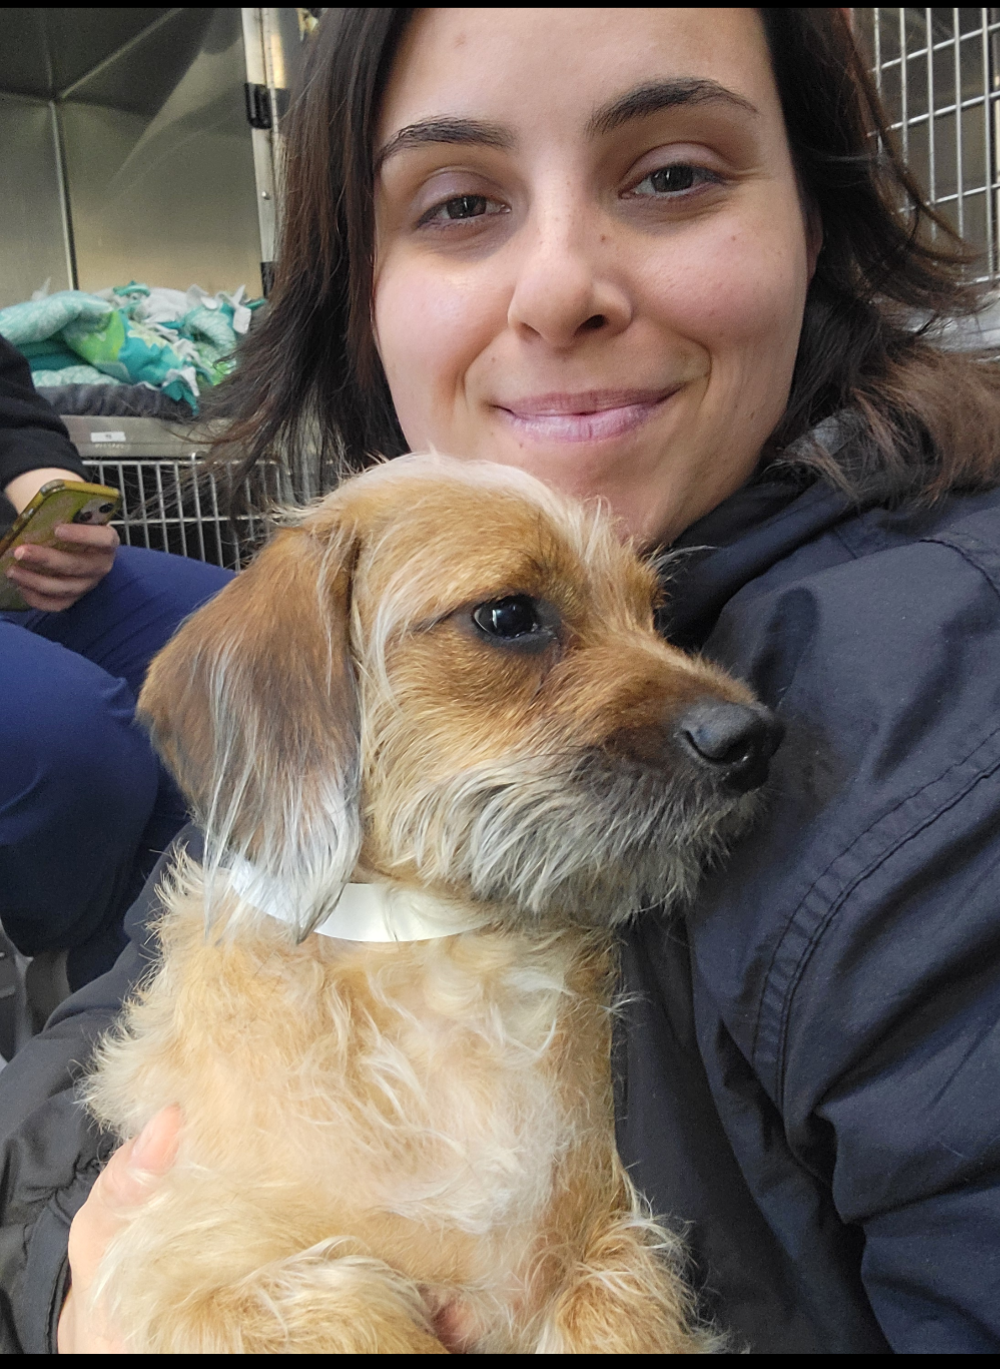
[50,522,120,551]
[11,524,119,576]
[6,528,118,609]
[58,1107,183,1354]
[75,1106,182,1254]
[5,562,106,612]
[9,544,115,578]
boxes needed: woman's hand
[5,521,120,612]
[57,1107,181,1354]
[3,467,119,612]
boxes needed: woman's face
[373,8,816,546]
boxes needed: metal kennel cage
[0,8,319,569]
[854,7,1000,279]
[66,417,294,571]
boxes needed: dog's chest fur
[89,868,619,1308]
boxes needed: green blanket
[0,282,263,409]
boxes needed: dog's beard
[382,749,761,928]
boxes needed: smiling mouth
[493,389,677,443]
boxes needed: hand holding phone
[0,480,122,612]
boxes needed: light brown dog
[86,455,781,1352]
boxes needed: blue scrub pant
[0,547,232,987]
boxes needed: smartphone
[0,479,122,611]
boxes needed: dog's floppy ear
[138,517,360,934]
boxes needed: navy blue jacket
[618,472,1000,1352]
[1,454,998,1352]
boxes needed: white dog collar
[225,856,490,942]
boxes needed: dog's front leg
[98,1235,449,1354]
[207,1243,450,1354]
[533,1204,717,1354]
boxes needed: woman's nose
[506,205,632,348]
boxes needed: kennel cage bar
[854,8,1000,281]
[65,417,293,572]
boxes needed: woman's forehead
[376,8,783,148]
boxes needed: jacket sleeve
[687,507,1000,1351]
[780,733,1000,1352]
[0,832,197,1353]
[0,336,88,492]
[778,513,1000,1351]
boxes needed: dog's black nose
[676,700,784,794]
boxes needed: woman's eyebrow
[374,79,757,175]
[375,118,513,173]
[588,78,759,136]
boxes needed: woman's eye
[443,194,488,219]
[630,164,718,198]
[420,194,506,226]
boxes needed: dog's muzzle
[675,700,784,794]
[605,697,784,797]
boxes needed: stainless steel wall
[0,7,268,308]
[0,93,73,306]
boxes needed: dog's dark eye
[471,595,553,648]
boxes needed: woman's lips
[493,389,677,443]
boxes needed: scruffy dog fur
[86,456,774,1353]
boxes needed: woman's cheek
[375,260,504,450]
[641,183,808,336]
[648,228,808,362]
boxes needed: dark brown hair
[214,7,1000,508]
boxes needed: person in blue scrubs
[0,336,231,988]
